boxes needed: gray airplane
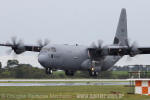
[1,8,150,76]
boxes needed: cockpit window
[41,47,56,53]
[51,47,56,52]
[41,48,48,53]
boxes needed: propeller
[90,40,103,49]
[124,39,140,62]
[89,40,109,58]
[37,39,50,47]
[90,38,141,59]
[126,39,140,57]
[6,37,25,55]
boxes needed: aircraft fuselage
[38,44,120,73]
[38,44,89,71]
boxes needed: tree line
[0,59,139,79]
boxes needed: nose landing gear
[45,68,52,74]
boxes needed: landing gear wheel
[65,70,74,76]
[89,70,98,76]
[45,68,52,74]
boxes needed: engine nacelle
[13,46,25,54]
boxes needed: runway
[0,79,129,82]
[0,82,129,86]
[0,79,130,86]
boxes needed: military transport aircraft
[0,8,150,76]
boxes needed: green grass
[0,85,149,100]
[0,81,128,83]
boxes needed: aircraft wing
[88,46,150,59]
[0,43,41,54]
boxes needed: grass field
[0,85,149,100]
[0,81,128,83]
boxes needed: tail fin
[113,8,128,46]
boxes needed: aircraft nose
[38,54,49,67]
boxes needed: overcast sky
[0,0,150,66]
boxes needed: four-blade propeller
[37,39,50,47]
[6,37,25,54]
[0,37,50,55]
[88,39,150,60]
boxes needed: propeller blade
[97,40,103,48]
[17,39,24,48]
[90,42,97,48]
[11,36,17,45]
[131,41,138,49]
[90,39,103,49]
[37,39,43,47]
[44,39,50,46]
[37,39,50,47]
[5,37,25,55]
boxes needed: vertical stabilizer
[113,8,128,46]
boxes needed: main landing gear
[89,67,99,76]
[65,70,75,76]
[45,68,52,74]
